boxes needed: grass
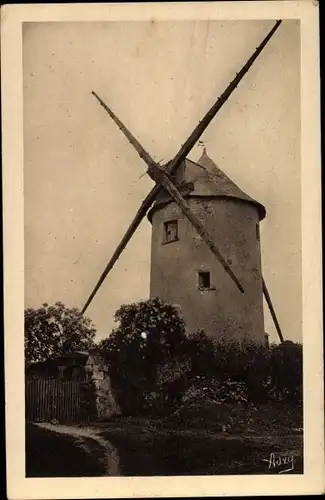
[25,401,303,477]
[25,423,106,477]
[98,411,303,476]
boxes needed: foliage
[172,342,303,429]
[269,340,303,403]
[211,337,271,378]
[173,381,303,434]
[181,377,249,405]
[186,335,302,406]
[186,329,216,377]
[25,302,97,365]
[98,298,302,414]
[97,298,188,414]
[173,378,254,429]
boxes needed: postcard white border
[2,1,323,498]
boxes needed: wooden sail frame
[81,20,284,343]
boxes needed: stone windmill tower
[148,149,266,341]
[81,20,284,344]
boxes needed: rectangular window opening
[198,271,211,289]
[163,220,178,244]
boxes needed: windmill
[81,20,284,344]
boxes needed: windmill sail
[88,97,245,292]
[262,278,284,343]
[82,20,282,315]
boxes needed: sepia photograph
[2,1,323,498]
[23,15,303,477]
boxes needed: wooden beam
[82,20,282,313]
[147,163,245,293]
[262,278,284,343]
[81,102,244,315]
[162,20,282,176]
[89,97,244,291]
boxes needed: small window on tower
[198,271,211,289]
[163,220,178,244]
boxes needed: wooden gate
[26,376,90,423]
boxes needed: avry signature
[262,452,295,473]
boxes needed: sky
[23,19,301,343]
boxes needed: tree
[98,298,188,414]
[25,302,97,365]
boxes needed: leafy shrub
[187,334,302,405]
[97,298,188,415]
[173,378,256,432]
[185,330,216,377]
[98,302,302,414]
[211,337,270,378]
[181,377,249,405]
[269,341,303,403]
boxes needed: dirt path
[36,423,120,476]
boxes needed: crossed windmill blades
[81,20,284,343]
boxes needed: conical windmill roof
[148,149,266,221]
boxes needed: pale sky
[23,19,301,343]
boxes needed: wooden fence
[26,376,90,423]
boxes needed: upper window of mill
[163,220,178,244]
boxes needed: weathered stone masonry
[148,150,266,343]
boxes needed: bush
[97,298,188,415]
[186,330,216,377]
[269,341,303,403]
[186,334,302,406]
[98,303,302,415]
[181,377,249,406]
[173,378,255,432]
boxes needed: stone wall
[150,197,265,342]
[85,355,121,419]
